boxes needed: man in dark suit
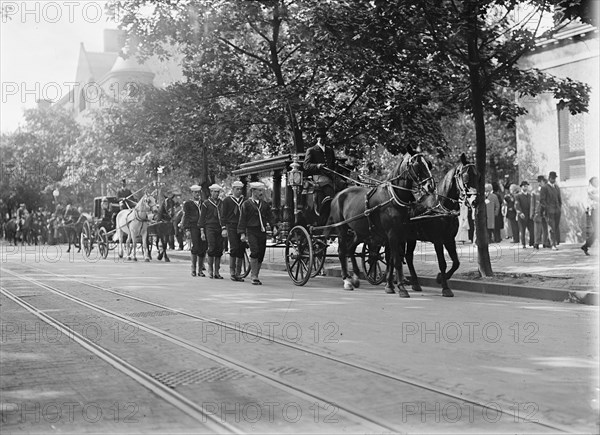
[117,179,135,209]
[514,180,534,248]
[303,127,337,215]
[540,171,562,250]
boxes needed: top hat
[537,175,546,182]
[316,126,327,138]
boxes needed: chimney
[104,29,125,52]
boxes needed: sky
[1,0,118,133]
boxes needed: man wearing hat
[200,184,225,279]
[531,176,549,249]
[514,180,534,248]
[304,126,338,216]
[181,184,207,276]
[222,181,246,281]
[540,171,562,250]
[157,187,182,249]
[238,182,276,285]
[117,179,135,210]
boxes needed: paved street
[1,243,598,433]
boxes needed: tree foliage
[0,107,79,212]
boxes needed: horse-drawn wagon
[233,148,478,297]
[80,196,121,259]
[231,153,392,287]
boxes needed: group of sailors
[180,181,276,285]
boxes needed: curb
[166,251,598,306]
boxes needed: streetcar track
[0,286,239,435]
[2,263,572,433]
[1,268,400,433]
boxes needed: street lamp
[287,154,303,225]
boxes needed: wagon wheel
[361,243,387,285]
[80,221,93,257]
[97,227,109,259]
[311,237,327,278]
[285,225,313,286]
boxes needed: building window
[557,106,586,180]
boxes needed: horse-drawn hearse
[233,147,478,297]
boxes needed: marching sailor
[238,182,277,285]
[221,181,246,281]
[200,184,225,279]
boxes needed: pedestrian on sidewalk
[492,181,504,243]
[485,183,500,243]
[515,180,534,248]
[181,184,206,277]
[222,181,246,281]
[200,184,225,279]
[540,171,562,250]
[581,176,598,255]
[238,182,277,285]
[531,176,549,249]
[504,184,519,243]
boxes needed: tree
[320,0,589,276]
[0,107,79,212]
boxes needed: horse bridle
[454,163,478,207]
[388,153,435,196]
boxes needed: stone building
[516,22,598,242]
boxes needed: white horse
[115,194,158,262]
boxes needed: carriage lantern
[287,154,303,188]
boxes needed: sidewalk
[168,239,599,305]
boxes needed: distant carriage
[80,197,121,259]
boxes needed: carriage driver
[99,197,114,231]
[117,179,135,210]
[303,126,338,216]
[238,182,277,285]
[221,181,245,281]
[181,184,206,277]
[200,184,225,279]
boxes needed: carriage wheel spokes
[81,221,93,257]
[285,226,313,286]
[311,237,327,278]
[361,243,387,285]
[98,227,109,259]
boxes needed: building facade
[516,23,599,242]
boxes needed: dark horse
[324,146,435,297]
[404,153,479,297]
[147,196,178,262]
[63,214,88,253]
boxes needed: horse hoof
[165,258,170,263]
[145,258,150,263]
[412,284,422,292]
[398,290,410,298]
[343,279,354,291]
[442,289,454,297]
[385,286,395,294]
[351,275,360,288]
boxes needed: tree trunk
[466,2,493,277]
